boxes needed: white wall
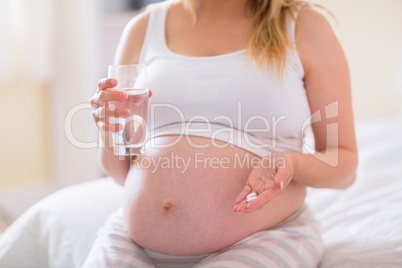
[310,0,402,119]
[51,0,103,187]
[0,0,104,224]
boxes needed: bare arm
[96,9,151,185]
[234,6,358,213]
[289,6,358,189]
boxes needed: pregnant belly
[123,135,306,256]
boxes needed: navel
[162,199,176,213]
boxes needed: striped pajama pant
[82,204,323,268]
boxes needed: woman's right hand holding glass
[90,78,129,135]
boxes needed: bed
[0,117,401,268]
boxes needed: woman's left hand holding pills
[233,152,294,213]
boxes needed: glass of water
[108,65,149,157]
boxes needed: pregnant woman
[86,0,358,267]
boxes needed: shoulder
[295,5,336,45]
[124,1,167,34]
[113,2,167,64]
[294,5,342,75]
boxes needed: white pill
[246,193,257,199]
[247,196,257,202]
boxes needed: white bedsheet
[306,117,402,267]
[0,117,402,267]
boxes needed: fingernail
[110,79,117,86]
[120,92,127,99]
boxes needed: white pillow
[0,178,123,268]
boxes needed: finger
[233,199,248,213]
[273,171,285,190]
[92,107,130,120]
[273,166,292,189]
[126,93,148,105]
[93,90,128,105]
[235,189,275,213]
[234,169,272,212]
[235,184,252,204]
[104,107,131,118]
[97,121,123,133]
[245,188,280,212]
[90,96,98,109]
[92,107,103,120]
[97,78,118,93]
[115,108,131,118]
[241,169,292,213]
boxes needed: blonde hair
[184,0,309,76]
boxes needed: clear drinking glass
[108,65,149,156]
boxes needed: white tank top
[140,1,311,157]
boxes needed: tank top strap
[139,2,170,64]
